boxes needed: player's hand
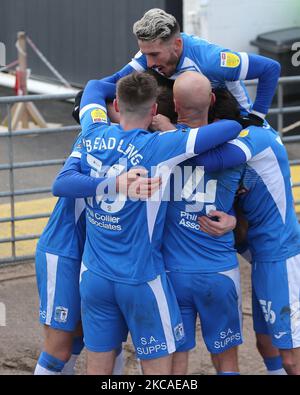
[197,210,237,236]
[236,113,264,129]
[72,90,83,124]
[117,168,161,199]
[150,114,175,132]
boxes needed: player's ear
[113,98,120,113]
[151,102,158,116]
[174,37,183,55]
[173,98,179,113]
[210,92,216,107]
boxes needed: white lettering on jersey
[214,328,241,349]
[137,335,168,356]
[86,154,126,213]
[84,138,143,166]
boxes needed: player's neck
[120,115,151,132]
[177,113,207,128]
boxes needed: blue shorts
[80,264,185,360]
[35,248,81,331]
[168,267,243,354]
[252,253,300,349]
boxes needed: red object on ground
[14,69,25,95]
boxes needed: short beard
[163,52,180,77]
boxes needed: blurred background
[0,0,299,272]
[0,0,299,84]
[0,0,300,375]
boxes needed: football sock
[34,351,65,375]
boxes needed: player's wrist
[72,90,83,124]
[250,110,265,119]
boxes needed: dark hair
[117,72,158,114]
[156,85,177,123]
[208,88,240,123]
[145,70,177,123]
[145,69,174,90]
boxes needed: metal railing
[0,92,80,265]
[0,76,300,265]
[245,76,300,134]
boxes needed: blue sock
[264,356,283,371]
[217,372,240,375]
[72,336,84,356]
[38,351,65,372]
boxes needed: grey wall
[0,0,182,86]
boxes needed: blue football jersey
[162,157,243,274]
[80,126,200,284]
[219,125,300,261]
[37,134,86,260]
[78,79,242,284]
[79,93,242,285]
[129,33,252,111]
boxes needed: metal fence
[0,93,80,265]
[0,76,300,265]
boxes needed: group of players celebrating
[33,9,300,375]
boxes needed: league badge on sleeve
[220,52,240,68]
[91,108,108,123]
[238,129,249,138]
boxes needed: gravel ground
[0,257,266,376]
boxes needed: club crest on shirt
[220,52,240,68]
[54,306,68,323]
[174,322,185,341]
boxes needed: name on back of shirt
[83,137,143,166]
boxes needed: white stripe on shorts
[219,267,243,336]
[286,253,300,348]
[79,261,88,284]
[147,275,176,354]
[45,253,59,325]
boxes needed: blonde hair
[133,8,180,41]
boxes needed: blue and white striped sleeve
[240,53,281,117]
[79,80,116,133]
[102,64,136,83]
[128,51,147,72]
[193,128,256,171]
[150,119,242,166]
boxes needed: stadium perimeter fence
[0,76,300,265]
